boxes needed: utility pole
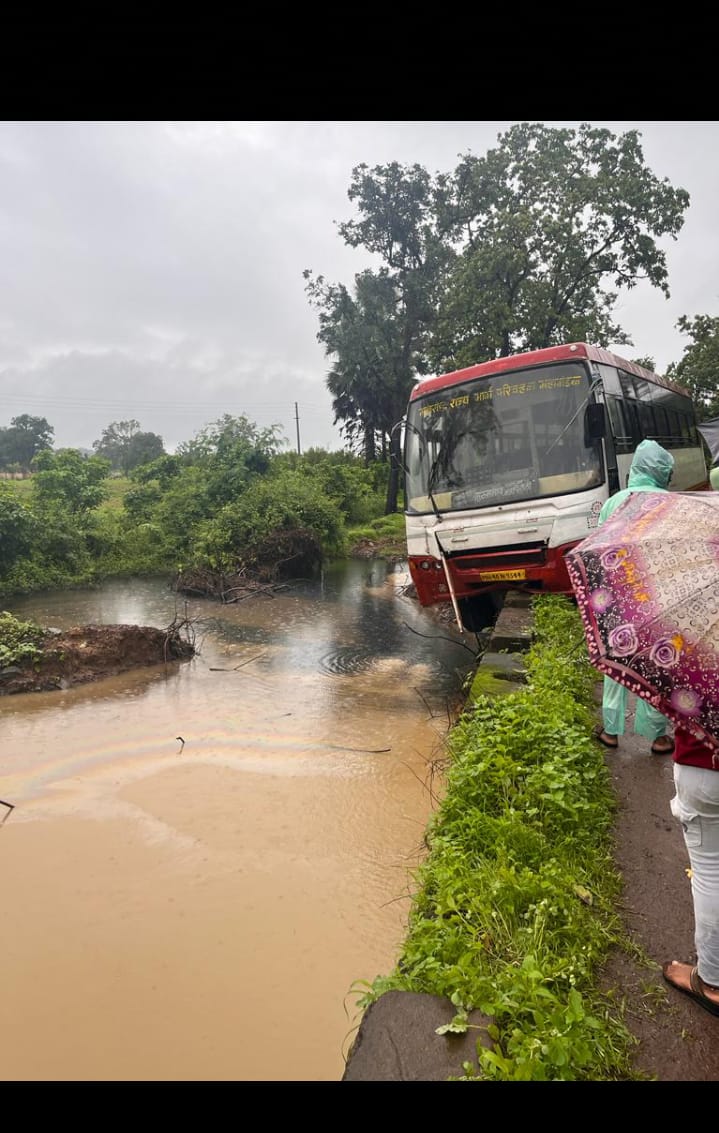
[294,402,301,455]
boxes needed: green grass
[351,594,641,1081]
[347,512,406,552]
[99,476,132,512]
[2,474,131,512]
[1,476,33,499]
[347,512,405,538]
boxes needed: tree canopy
[92,420,165,473]
[305,161,448,510]
[666,314,719,420]
[32,449,111,516]
[305,122,691,512]
[0,415,54,471]
[429,123,689,369]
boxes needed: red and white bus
[403,342,708,632]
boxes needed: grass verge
[351,593,642,1081]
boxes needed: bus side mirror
[585,403,607,442]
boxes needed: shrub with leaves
[0,486,36,578]
[191,468,348,572]
[0,611,46,668]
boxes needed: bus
[403,342,708,632]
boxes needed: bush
[191,469,348,572]
[0,611,46,666]
[276,450,385,525]
[0,486,35,575]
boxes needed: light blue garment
[671,763,719,986]
[600,439,674,740]
[602,674,668,739]
[598,438,675,526]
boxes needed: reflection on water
[0,563,474,1081]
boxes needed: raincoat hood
[627,439,674,490]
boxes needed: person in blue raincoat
[595,439,675,755]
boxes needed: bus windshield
[405,362,604,514]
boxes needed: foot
[650,736,675,755]
[662,961,719,1016]
[595,730,619,749]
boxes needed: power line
[0,393,332,414]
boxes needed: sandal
[662,961,719,1017]
[594,728,618,749]
[651,737,675,755]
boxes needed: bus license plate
[479,569,526,582]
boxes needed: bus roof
[409,342,691,401]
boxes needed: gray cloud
[1,121,718,453]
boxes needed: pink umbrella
[565,490,719,754]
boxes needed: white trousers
[671,762,719,987]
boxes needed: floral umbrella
[565,490,719,754]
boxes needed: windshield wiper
[427,452,443,519]
[545,377,603,457]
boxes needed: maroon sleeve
[673,725,715,767]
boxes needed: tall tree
[309,270,412,463]
[124,430,166,472]
[93,420,166,474]
[0,415,54,470]
[305,161,449,513]
[429,123,690,369]
[666,314,719,420]
[93,420,140,470]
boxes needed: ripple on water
[317,646,374,675]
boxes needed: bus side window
[680,411,692,445]
[638,400,656,439]
[666,407,682,443]
[653,405,669,443]
[618,370,635,401]
[625,401,642,446]
[607,396,632,452]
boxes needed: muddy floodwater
[0,562,474,1081]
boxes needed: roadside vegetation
[0,416,396,601]
[346,512,406,559]
[352,594,642,1082]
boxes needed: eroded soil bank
[0,623,195,695]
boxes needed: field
[1,476,32,499]
[2,475,131,510]
[100,476,131,511]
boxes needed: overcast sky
[1,120,718,455]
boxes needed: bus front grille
[450,541,548,572]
